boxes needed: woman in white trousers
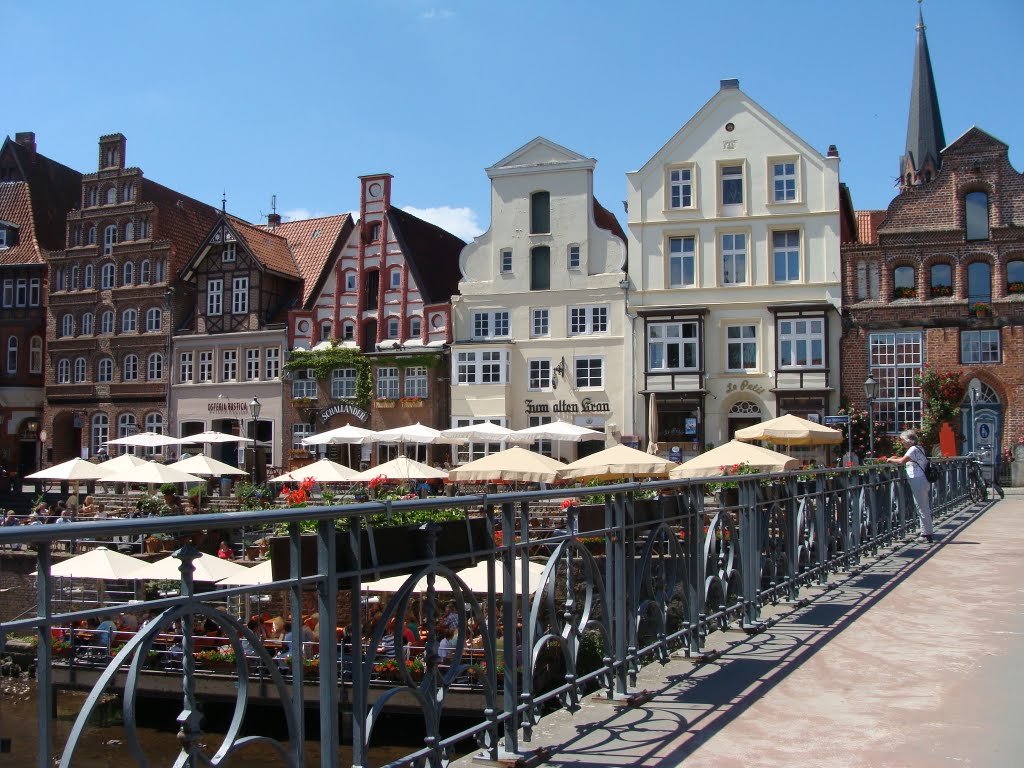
[887,429,934,542]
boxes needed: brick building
[840,8,1024,460]
[43,134,219,464]
[286,175,464,469]
[0,133,82,474]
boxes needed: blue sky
[5,0,1022,241]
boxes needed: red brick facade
[841,128,1024,455]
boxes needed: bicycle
[966,453,988,503]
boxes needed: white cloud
[421,8,454,20]
[402,205,483,241]
[282,207,329,222]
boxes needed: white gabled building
[452,138,630,462]
[627,79,844,461]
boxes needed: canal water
[0,678,474,766]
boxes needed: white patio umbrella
[733,414,844,447]
[301,424,375,446]
[269,459,359,483]
[374,422,463,445]
[98,461,205,485]
[446,447,566,484]
[217,560,274,586]
[41,546,147,580]
[134,552,249,583]
[179,430,255,446]
[361,558,545,594]
[558,444,677,481]
[106,432,188,448]
[440,423,531,444]
[513,421,605,442]
[349,456,448,482]
[670,440,800,479]
[170,455,248,477]
[26,458,107,481]
[95,453,148,477]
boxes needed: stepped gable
[385,206,465,304]
[261,213,351,306]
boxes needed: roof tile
[0,182,41,264]
[260,214,352,305]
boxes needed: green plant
[187,485,205,499]
[972,301,991,314]
[286,344,374,410]
[159,483,178,496]
[235,481,274,510]
[916,366,966,451]
[930,284,953,297]
[195,649,236,664]
[894,286,916,299]
[136,494,169,515]
[705,462,761,493]
[1008,281,1024,294]
[833,404,898,462]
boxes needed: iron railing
[0,459,975,768]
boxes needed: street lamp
[863,374,879,459]
[969,385,979,455]
[249,397,262,482]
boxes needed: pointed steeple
[900,1,945,188]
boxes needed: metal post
[867,397,875,459]
[287,522,304,767]
[36,545,53,767]
[500,500,520,759]
[317,519,339,768]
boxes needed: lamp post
[969,386,979,455]
[863,374,879,459]
[249,397,262,482]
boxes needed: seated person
[438,628,455,661]
[217,541,233,560]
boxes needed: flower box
[375,399,396,409]
[1008,282,1024,294]
[893,287,916,299]
[930,285,953,297]
[269,517,491,586]
[400,398,424,408]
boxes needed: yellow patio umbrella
[558,444,677,481]
[446,447,566,484]
[733,414,843,446]
[670,440,800,478]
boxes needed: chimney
[14,132,36,159]
[827,144,840,158]
[720,78,740,90]
[267,212,281,227]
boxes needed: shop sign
[724,380,766,395]
[524,397,611,415]
[319,403,370,424]
[207,401,251,414]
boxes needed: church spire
[900,1,945,189]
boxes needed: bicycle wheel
[969,475,986,503]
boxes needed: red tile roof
[226,215,299,278]
[856,210,887,245]
[0,182,41,264]
[141,178,221,272]
[261,214,352,305]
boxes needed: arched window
[409,316,422,338]
[101,263,115,289]
[140,260,151,284]
[73,357,86,383]
[389,269,402,290]
[124,220,134,241]
[320,322,332,342]
[123,354,138,381]
[117,413,137,453]
[97,357,113,382]
[87,187,98,207]
[70,265,79,290]
[103,224,117,255]
[121,309,137,333]
[1006,259,1024,295]
[143,413,163,455]
[965,192,989,241]
[28,336,41,374]
[137,218,149,239]
[345,271,357,292]
[100,310,114,334]
[123,262,134,286]
[71,225,81,246]
[8,336,19,374]
[81,312,94,336]
[153,258,164,282]
[930,263,953,297]
[386,318,400,338]
[60,314,73,337]
[57,358,70,384]
[145,307,161,332]
[530,191,550,234]
[530,246,551,291]
[967,261,992,306]
[105,186,116,205]
[87,225,96,245]
[53,268,64,292]
[84,264,94,289]
[342,321,355,340]
[893,266,916,299]
[147,353,163,380]
[91,414,109,454]
[122,182,134,202]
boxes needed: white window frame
[472,310,510,340]
[291,369,317,398]
[961,330,1000,364]
[207,279,223,315]
[868,331,923,433]
[91,414,108,453]
[669,236,696,288]
[246,349,260,381]
[725,324,758,371]
[409,317,422,337]
[123,262,134,286]
[345,272,357,291]
[292,423,313,450]
[198,351,213,383]
[147,353,163,381]
[265,348,281,379]
[386,318,400,339]
[721,232,747,285]
[101,263,115,289]
[719,163,745,214]
[29,336,42,374]
[222,349,237,382]
[102,224,117,255]
[60,314,73,337]
[179,352,193,384]
[647,321,699,372]
[232,276,248,314]
[2,280,13,307]
[123,354,139,381]
[331,368,357,399]
[778,318,825,368]
[531,308,549,338]
[567,244,581,270]
[376,367,399,399]
[668,165,695,209]
[73,357,87,383]
[404,366,428,398]
[770,158,798,203]
[81,312,94,336]
[98,357,113,382]
[15,279,26,306]
[772,230,801,283]
[454,349,509,385]
[389,269,402,290]
[100,311,114,335]
[121,308,137,333]
[57,358,70,384]
[569,305,609,335]
[575,357,604,389]
[145,307,161,332]
[140,260,150,284]
[223,242,236,262]
[81,267,92,291]
[6,337,17,375]
[500,249,513,274]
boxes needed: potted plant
[399,396,424,408]
[159,483,178,503]
[893,286,916,299]
[930,284,953,297]
[972,302,991,317]
[706,462,761,507]
[1008,281,1024,295]
[195,649,236,672]
[52,639,72,659]
[375,397,397,409]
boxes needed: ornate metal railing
[0,459,975,768]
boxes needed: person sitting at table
[247,616,268,641]
[118,612,139,631]
[438,628,455,661]
[217,541,233,560]
[270,616,286,640]
[95,615,117,646]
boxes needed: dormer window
[223,242,236,262]
[0,228,7,249]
